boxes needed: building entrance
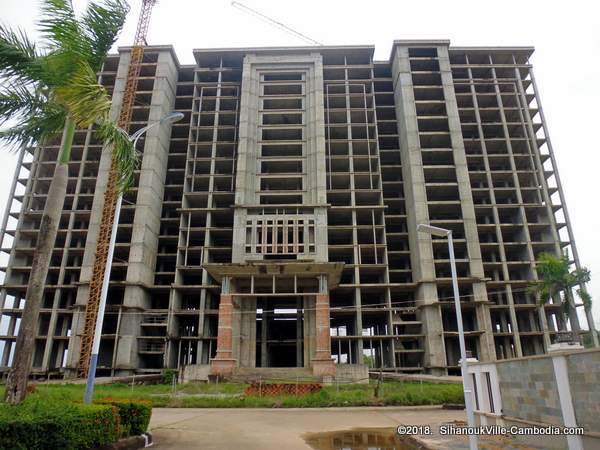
[256,297,304,368]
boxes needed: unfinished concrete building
[0,40,595,379]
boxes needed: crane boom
[231,1,322,46]
[78,0,157,379]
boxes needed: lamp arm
[130,121,162,147]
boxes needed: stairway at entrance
[230,367,321,383]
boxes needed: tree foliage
[0,0,136,190]
[529,251,592,311]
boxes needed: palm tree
[529,252,592,343]
[0,0,135,404]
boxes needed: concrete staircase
[230,367,321,383]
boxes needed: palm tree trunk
[4,117,75,405]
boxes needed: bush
[162,369,179,385]
[0,399,119,450]
[97,398,152,437]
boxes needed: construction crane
[78,0,158,379]
[231,1,322,46]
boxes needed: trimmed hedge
[97,398,152,437]
[0,400,120,450]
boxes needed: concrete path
[149,406,542,450]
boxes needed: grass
[1,381,464,409]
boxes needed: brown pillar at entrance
[210,293,237,376]
[311,293,336,377]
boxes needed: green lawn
[1,380,464,408]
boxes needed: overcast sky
[1,0,599,325]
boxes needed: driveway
[149,406,465,449]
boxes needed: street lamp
[417,223,478,450]
[84,111,184,404]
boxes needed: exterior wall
[567,351,600,432]
[468,348,600,449]
[334,364,369,383]
[0,41,594,378]
[497,356,562,424]
[180,363,210,382]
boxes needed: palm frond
[577,289,592,309]
[560,300,571,318]
[528,281,556,306]
[0,82,46,127]
[0,102,66,150]
[38,0,90,60]
[534,252,569,288]
[572,267,591,286]
[0,24,46,85]
[81,0,130,71]
[96,120,138,192]
[54,61,111,127]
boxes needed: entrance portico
[204,262,342,378]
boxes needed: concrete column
[438,46,495,362]
[260,307,269,368]
[296,297,303,367]
[118,49,179,373]
[391,44,446,374]
[303,295,315,367]
[311,293,335,376]
[237,297,256,368]
[210,293,237,376]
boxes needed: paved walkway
[149,407,543,450]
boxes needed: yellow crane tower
[78,0,158,379]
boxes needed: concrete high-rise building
[0,40,595,379]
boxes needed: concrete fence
[467,345,600,450]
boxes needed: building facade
[0,40,594,378]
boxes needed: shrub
[162,369,179,385]
[97,398,152,436]
[0,399,119,450]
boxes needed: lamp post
[417,223,478,450]
[84,112,184,404]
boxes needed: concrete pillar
[117,49,179,373]
[210,293,237,376]
[296,297,303,367]
[260,306,269,368]
[390,44,446,375]
[237,297,256,367]
[303,295,315,367]
[438,46,495,362]
[311,293,335,376]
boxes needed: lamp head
[160,111,184,124]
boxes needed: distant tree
[0,0,133,404]
[582,330,600,349]
[529,252,592,342]
[363,354,375,368]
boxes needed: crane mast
[78,0,157,378]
